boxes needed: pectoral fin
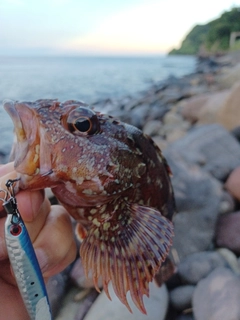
[80,201,174,314]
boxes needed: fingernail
[35,248,49,273]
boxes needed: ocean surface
[0,55,196,158]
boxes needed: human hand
[0,162,77,319]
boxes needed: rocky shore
[4,51,240,320]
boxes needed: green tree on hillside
[169,7,240,55]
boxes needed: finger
[0,191,48,261]
[17,189,45,223]
[0,163,17,211]
[0,162,14,177]
[24,195,51,241]
[34,205,77,278]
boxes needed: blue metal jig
[3,179,52,320]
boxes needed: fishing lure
[3,179,52,320]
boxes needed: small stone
[180,93,211,123]
[152,136,168,151]
[218,63,240,89]
[84,282,169,320]
[166,128,187,143]
[193,267,240,320]
[143,120,162,136]
[215,211,240,254]
[217,81,240,130]
[164,152,223,260]
[176,315,194,320]
[165,123,240,181]
[169,285,195,311]
[225,167,240,201]
[70,258,102,289]
[47,272,69,318]
[217,248,240,274]
[177,251,227,284]
[197,90,229,125]
[163,111,184,126]
[218,191,235,214]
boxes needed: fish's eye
[64,107,100,136]
[73,117,91,133]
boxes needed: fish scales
[4,99,176,314]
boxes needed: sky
[1,0,240,56]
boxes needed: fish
[4,99,176,314]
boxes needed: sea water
[0,55,196,157]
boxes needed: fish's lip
[3,100,40,175]
[3,100,26,142]
[4,100,55,188]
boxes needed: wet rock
[84,282,168,320]
[177,251,227,284]
[215,212,240,254]
[165,124,240,181]
[193,267,240,320]
[225,166,240,201]
[169,285,195,311]
[161,87,184,104]
[217,81,240,130]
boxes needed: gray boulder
[169,285,195,311]
[163,152,223,260]
[165,123,240,181]
[193,267,240,320]
[177,251,227,284]
[84,282,168,320]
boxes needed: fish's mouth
[4,100,53,188]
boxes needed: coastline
[2,51,240,319]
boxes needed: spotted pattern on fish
[4,99,176,314]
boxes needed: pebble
[84,282,169,320]
[177,251,227,284]
[225,166,240,201]
[169,285,195,311]
[180,93,211,123]
[217,81,240,130]
[143,119,162,136]
[193,267,240,320]
[164,152,223,260]
[70,258,102,289]
[218,62,240,89]
[165,123,240,181]
[215,211,240,254]
[197,90,229,125]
